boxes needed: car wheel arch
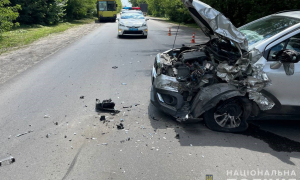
[190,83,248,118]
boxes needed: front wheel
[143,35,148,39]
[203,97,252,133]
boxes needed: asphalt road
[0,18,300,180]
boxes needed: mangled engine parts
[156,43,275,112]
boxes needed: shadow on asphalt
[148,103,300,165]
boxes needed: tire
[143,35,148,39]
[99,18,101,23]
[118,35,122,38]
[203,97,251,133]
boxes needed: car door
[263,29,300,108]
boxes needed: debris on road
[123,106,132,108]
[44,115,50,118]
[101,143,108,145]
[100,116,106,121]
[121,83,127,85]
[80,96,84,99]
[0,156,15,166]
[95,99,120,113]
[54,122,58,125]
[175,133,180,139]
[16,130,34,137]
[117,123,124,130]
[112,66,118,69]
[46,134,50,138]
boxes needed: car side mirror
[275,49,300,63]
[274,50,300,75]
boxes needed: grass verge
[0,18,96,54]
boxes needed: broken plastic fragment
[121,83,127,85]
[95,99,120,113]
[100,116,106,121]
[80,96,84,99]
[16,130,34,137]
[117,123,124,130]
[44,115,50,118]
[112,66,118,69]
[0,156,15,166]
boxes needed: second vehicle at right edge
[151,0,300,132]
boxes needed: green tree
[0,0,20,33]
[116,0,122,12]
[10,0,66,25]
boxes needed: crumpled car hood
[181,0,248,50]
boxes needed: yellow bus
[97,0,118,22]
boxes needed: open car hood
[182,0,248,50]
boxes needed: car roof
[275,11,300,19]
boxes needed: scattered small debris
[44,115,50,118]
[100,116,106,121]
[96,99,120,113]
[120,140,125,143]
[121,83,127,85]
[54,122,58,126]
[80,96,84,99]
[73,133,76,135]
[46,134,50,138]
[123,106,132,108]
[175,134,180,139]
[92,138,97,140]
[120,119,124,122]
[16,131,34,137]
[64,135,67,138]
[134,104,140,106]
[112,66,118,69]
[101,143,108,145]
[117,123,124,130]
[190,144,193,146]
[0,156,15,166]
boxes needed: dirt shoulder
[0,22,101,85]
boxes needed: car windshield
[121,13,144,19]
[123,11,142,14]
[239,16,300,47]
[98,1,115,11]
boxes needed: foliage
[0,0,20,33]
[130,0,300,26]
[116,0,122,12]
[10,0,66,25]
[65,0,96,20]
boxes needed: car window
[267,33,300,61]
[239,16,300,48]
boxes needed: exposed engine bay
[154,38,275,115]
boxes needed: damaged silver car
[150,0,300,132]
